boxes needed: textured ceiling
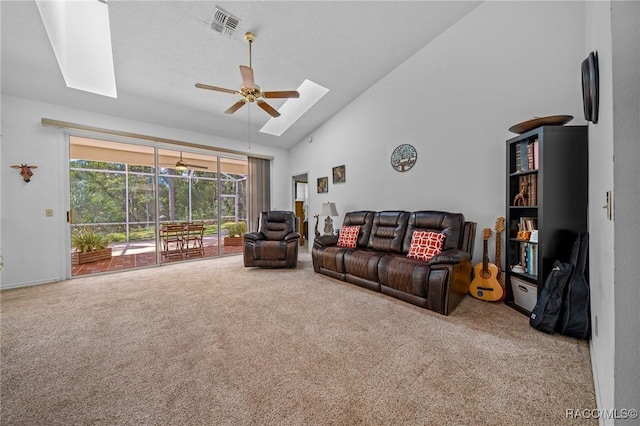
[1,1,482,149]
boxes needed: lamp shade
[321,202,338,217]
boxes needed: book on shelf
[519,217,537,231]
[517,240,538,276]
[529,174,538,206]
[516,139,539,173]
[529,230,539,243]
[527,173,538,206]
[519,142,529,172]
[527,243,538,276]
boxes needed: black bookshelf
[505,126,588,315]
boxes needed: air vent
[211,7,240,38]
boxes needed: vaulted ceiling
[1,1,482,149]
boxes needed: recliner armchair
[243,211,300,268]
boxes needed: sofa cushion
[337,225,360,248]
[258,210,297,241]
[344,249,384,282]
[407,231,446,261]
[378,254,431,298]
[368,211,410,253]
[255,240,287,260]
[319,246,348,272]
[402,211,465,253]
[342,211,375,247]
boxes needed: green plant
[71,228,112,253]
[221,221,247,237]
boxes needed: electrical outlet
[45,209,53,217]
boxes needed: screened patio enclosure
[69,136,248,276]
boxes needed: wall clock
[390,144,417,172]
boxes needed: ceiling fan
[161,152,208,171]
[195,32,299,118]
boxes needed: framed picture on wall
[332,165,345,184]
[317,177,328,193]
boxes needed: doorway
[292,173,309,246]
[69,136,248,276]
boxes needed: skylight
[260,79,329,136]
[36,0,117,98]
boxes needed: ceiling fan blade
[195,83,237,95]
[184,164,208,170]
[239,65,257,88]
[262,91,300,99]
[257,100,281,117]
[225,100,246,114]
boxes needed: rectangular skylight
[36,0,117,98]
[260,79,329,136]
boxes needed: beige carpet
[1,253,596,425]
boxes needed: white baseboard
[1,278,60,291]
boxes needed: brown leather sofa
[244,211,300,268]
[312,210,476,315]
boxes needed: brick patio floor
[72,239,243,276]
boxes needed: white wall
[290,1,587,262]
[610,1,640,421]
[0,95,290,289]
[585,0,616,417]
[585,2,640,420]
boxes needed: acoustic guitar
[494,217,506,300]
[470,228,504,302]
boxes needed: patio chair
[184,223,205,257]
[161,224,185,259]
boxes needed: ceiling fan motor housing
[241,86,261,102]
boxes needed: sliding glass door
[69,137,247,277]
[157,148,220,263]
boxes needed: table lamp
[321,202,339,235]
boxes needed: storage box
[511,277,538,312]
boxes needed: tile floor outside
[72,236,243,276]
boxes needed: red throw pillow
[337,225,360,248]
[407,231,446,261]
